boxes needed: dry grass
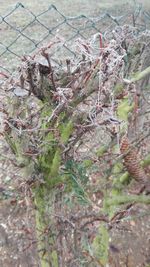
[0,0,150,72]
[1,0,150,15]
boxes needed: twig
[80,216,108,230]
[41,50,56,91]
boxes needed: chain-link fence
[0,2,150,74]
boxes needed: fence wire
[0,2,150,73]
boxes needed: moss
[44,132,55,142]
[47,175,63,188]
[141,154,150,167]
[83,159,93,168]
[40,105,53,129]
[34,190,51,267]
[129,45,141,56]
[50,149,61,177]
[92,224,109,265]
[112,162,123,174]
[113,83,124,97]
[60,121,74,144]
[5,133,19,155]
[119,172,130,184]
[35,213,50,267]
[5,133,30,167]
[38,150,53,176]
[41,105,53,117]
[112,144,119,153]
[104,194,150,207]
[51,251,59,267]
[117,97,134,121]
[112,164,131,194]
[96,145,108,157]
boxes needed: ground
[1,0,149,15]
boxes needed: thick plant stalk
[105,194,150,207]
[35,199,51,267]
[124,65,150,83]
[35,190,59,267]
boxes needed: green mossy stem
[35,197,50,267]
[34,194,59,267]
[124,65,150,83]
[50,149,61,177]
[104,194,150,208]
[60,120,74,144]
[92,223,109,266]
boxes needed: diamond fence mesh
[0,2,150,74]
